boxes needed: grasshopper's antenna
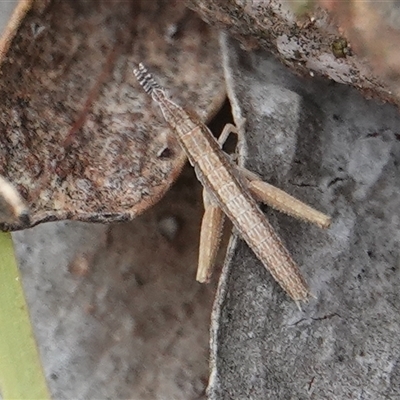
[133,63,164,96]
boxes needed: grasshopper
[133,63,330,304]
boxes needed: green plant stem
[0,232,50,399]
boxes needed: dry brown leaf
[0,0,225,230]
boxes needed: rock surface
[13,167,216,399]
[208,34,400,400]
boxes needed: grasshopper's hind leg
[241,169,331,229]
[195,123,241,283]
[196,123,331,284]
[197,191,225,283]
[218,124,331,229]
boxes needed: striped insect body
[134,63,331,304]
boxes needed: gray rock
[208,34,400,400]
